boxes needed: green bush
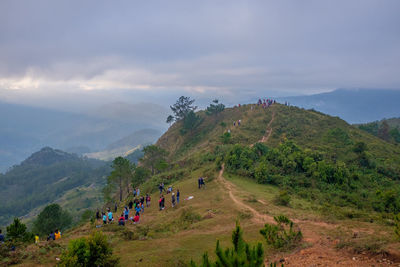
[190,222,264,267]
[260,215,302,250]
[180,207,202,224]
[220,132,232,144]
[274,190,291,206]
[60,231,119,267]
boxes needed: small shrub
[180,207,202,224]
[274,190,291,206]
[60,231,119,267]
[220,132,232,144]
[238,211,253,220]
[247,195,258,203]
[136,225,150,239]
[260,215,302,250]
[121,229,135,241]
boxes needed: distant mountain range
[84,129,160,161]
[0,147,110,227]
[278,89,400,123]
[0,101,167,172]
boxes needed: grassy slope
[14,104,400,266]
[16,163,400,266]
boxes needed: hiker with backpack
[177,189,180,204]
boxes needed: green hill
[356,117,400,143]
[0,147,110,227]
[6,104,400,266]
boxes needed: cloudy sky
[0,0,399,110]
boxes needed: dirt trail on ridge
[216,108,399,266]
[259,110,275,143]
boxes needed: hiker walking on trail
[114,203,117,213]
[198,177,202,189]
[172,192,176,207]
[96,209,100,220]
[177,189,180,204]
[128,200,133,210]
[146,194,151,207]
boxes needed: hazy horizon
[1,1,400,113]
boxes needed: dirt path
[259,110,275,143]
[216,108,399,266]
[218,164,275,224]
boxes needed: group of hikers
[257,98,276,108]
[96,192,153,226]
[95,183,182,227]
[233,119,241,126]
[47,229,61,241]
[158,183,180,210]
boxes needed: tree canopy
[106,157,134,202]
[169,96,197,122]
[206,99,225,116]
[33,203,72,236]
[140,145,168,175]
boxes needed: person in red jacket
[118,214,125,226]
[133,214,140,224]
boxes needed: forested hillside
[0,147,110,226]
[357,117,400,144]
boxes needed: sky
[0,0,399,111]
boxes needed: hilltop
[7,103,400,266]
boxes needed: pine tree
[190,221,264,267]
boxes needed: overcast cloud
[0,0,399,110]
